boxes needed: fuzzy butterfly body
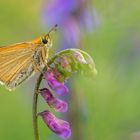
[0,25,57,91]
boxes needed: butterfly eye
[42,38,48,44]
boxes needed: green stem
[32,73,43,140]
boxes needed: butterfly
[0,25,57,91]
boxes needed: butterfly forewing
[0,42,40,90]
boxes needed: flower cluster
[42,0,99,49]
[38,49,97,139]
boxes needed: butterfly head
[41,24,58,48]
[41,34,52,48]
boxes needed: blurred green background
[0,0,140,140]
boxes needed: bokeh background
[0,0,140,140]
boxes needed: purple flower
[42,0,98,49]
[40,88,68,112]
[39,110,71,139]
[44,70,69,95]
[42,0,76,25]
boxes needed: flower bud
[73,51,87,64]
[59,56,72,72]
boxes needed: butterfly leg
[32,60,42,73]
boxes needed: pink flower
[44,71,69,95]
[40,88,68,112]
[39,110,71,139]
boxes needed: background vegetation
[0,0,140,140]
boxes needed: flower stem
[33,73,43,140]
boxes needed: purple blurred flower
[39,110,71,139]
[40,88,68,112]
[42,0,75,25]
[42,0,98,49]
[44,70,69,95]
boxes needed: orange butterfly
[0,25,57,91]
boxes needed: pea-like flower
[44,70,69,95]
[40,88,68,112]
[39,110,71,139]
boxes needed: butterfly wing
[0,42,38,90]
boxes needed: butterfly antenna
[48,24,58,35]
